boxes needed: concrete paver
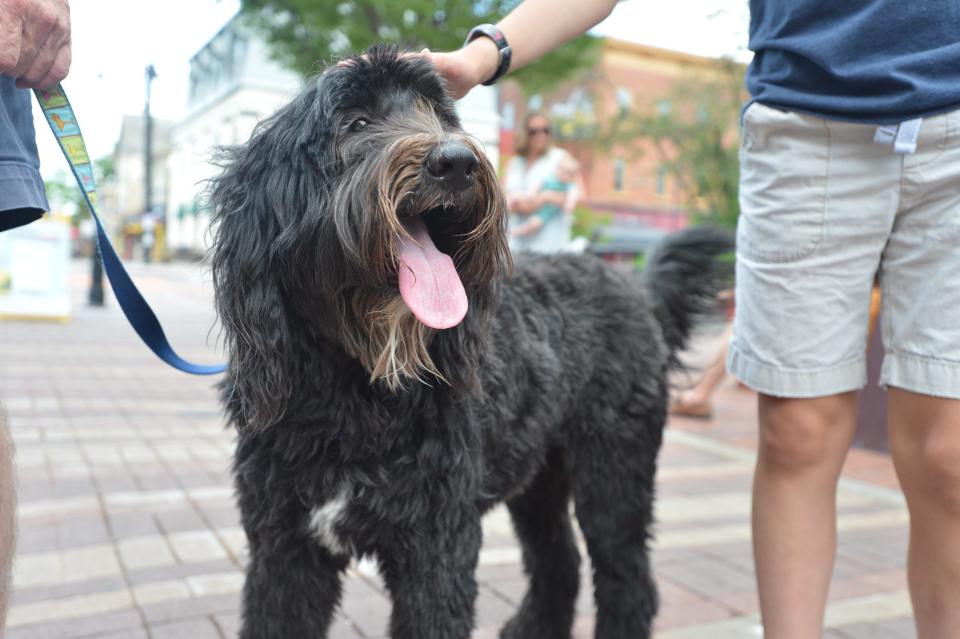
[1,260,914,637]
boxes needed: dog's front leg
[240,531,349,639]
[379,513,482,639]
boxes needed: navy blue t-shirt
[0,77,47,230]
[746,1,960,124]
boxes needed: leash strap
[35,84,225,375]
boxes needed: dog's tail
[643,225,734,367]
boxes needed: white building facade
[110,115,173,232]
[165,18,302,255]
[457,82,500,171]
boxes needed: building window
[232,36,248,77]
[616,87,631,117]
[501,102,516,131]
[614,159,625,191]
[656,166,668,195]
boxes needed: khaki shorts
[728,103,960,399]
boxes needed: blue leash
[35,85,225,375]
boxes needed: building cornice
[602,37,744,69]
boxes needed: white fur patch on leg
[308,492,352,556]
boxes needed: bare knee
[889,389,960,516]
[757,393,858,474]
[893,424,960,516]
[921,442,960,515]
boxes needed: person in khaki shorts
[429,1,960,637]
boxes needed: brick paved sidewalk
[0,260,914,638]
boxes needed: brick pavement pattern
[0,261,916,638]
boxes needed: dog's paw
[500,611,571,639]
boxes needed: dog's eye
[349,118,369,132]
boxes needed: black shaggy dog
[210,45,731,639]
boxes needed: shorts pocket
[737,104,830,263]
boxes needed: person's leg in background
[729,105,903,637]
[671,322,733,419]
[0,404,15,636]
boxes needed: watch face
[467,24,511,85]
[468,24,506,51]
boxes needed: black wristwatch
[464,24,512,86]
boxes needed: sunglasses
[527,126,551,136]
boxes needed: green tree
[598,58,745,229]
[94,156,115,182]
[44,156,116,226]
[238,0,602,95]
[571,205,612,240]
[43,171,77,210]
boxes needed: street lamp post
[143,64,157,263]
[88,249,104,305]
[88,71,107,306]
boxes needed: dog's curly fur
[210,45,732,639]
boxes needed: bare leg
[0,404,15,637]
[887,387,960,639]
[671,323,733,419]
[752,392,858,639]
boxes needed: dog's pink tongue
[397,216,468,329]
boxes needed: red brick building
[498,39,729,230]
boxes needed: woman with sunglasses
[502,112,580,253]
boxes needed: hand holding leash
[0,0,71,89]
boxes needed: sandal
[669,396,714,419]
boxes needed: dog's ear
[208,149,292,430]
[207,84,332,431]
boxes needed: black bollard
[89,249,104,306]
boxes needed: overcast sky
[34,0,751,180]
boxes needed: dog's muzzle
[426,142,478,192]
[392,141,481,331]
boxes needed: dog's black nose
[426,142,478,192]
